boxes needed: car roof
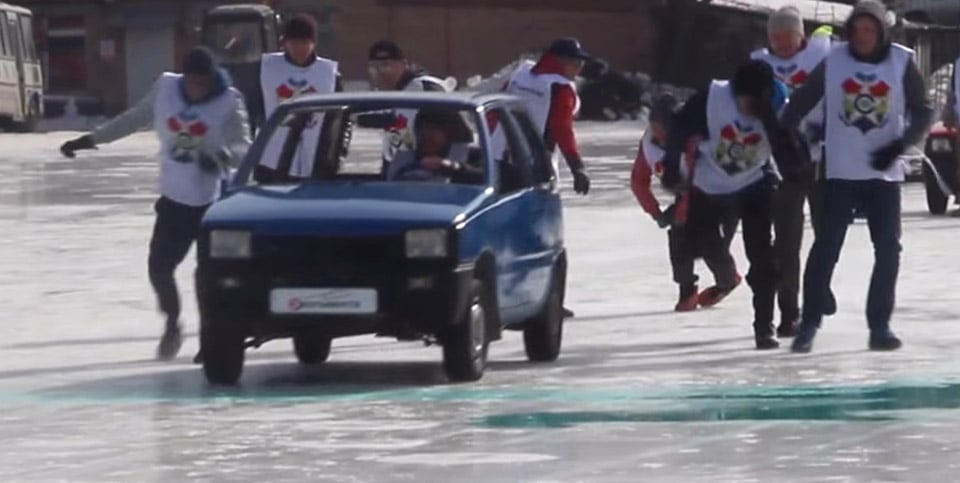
[277,91,523,112]
[206,4,274,18]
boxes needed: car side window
[510,108,553,184]
[488,108,534,194]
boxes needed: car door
[490,107,557,321]
[506,106,563,309]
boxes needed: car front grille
[253,236,402,286]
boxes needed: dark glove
[657,204,678,229]
[60,135,95,159]
[763,167,781,192]
[870,139,905,171]
[572,168,591,195]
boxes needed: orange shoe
[674,284,699,312]
[698,274,742,308]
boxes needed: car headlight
[930,137,953,153]
[209,230,252,259]
[405,229,448,258]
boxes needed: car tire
[924,164,949,215]
[442,279,489,382]
[293,333,332,365]
[200,323,245,385]
[523,272,564,362]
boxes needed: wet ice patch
[369,452,558,465]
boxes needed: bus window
[0,15,8,57]
[18,15,36,61]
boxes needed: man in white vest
[780,0,934,353]
[255,14,340,183]
[502,38,593,318]
[364,41,451,173]
[58,47,251,360]
[663,60,799,350]
[503,38,591,195]
[751,7,833,339]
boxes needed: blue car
[196,92,568,384]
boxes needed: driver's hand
[420,156,447,170]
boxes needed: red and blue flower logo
[166,110,208,163]
[276,78,318,101]
[840,72,890,134]
[715,120,765,174]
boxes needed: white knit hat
[768,6,804,36]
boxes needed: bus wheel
[16,99,39,133]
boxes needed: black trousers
[772,177,809,324]
[668,214,739,288]
[148,196,209,329]
[687,181,777,334]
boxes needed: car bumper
[196,260,474,339]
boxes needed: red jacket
[531,54,580,159]
[630,137,698,223]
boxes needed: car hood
[203,181,491,236]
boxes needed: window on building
[46,15,86,92]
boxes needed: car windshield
[203,19,263,64]
[247,102,488,186]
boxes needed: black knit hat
[369,40,405,61]
[283,14,317,41]
[732,59,775,99]
[183,46,217,77]
[650,93,678,127]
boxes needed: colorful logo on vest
[384,114,414,163]
[840,72,891,134]
[276,78,318,101]
[166,110,208,163]
[774,63,809,90]
[715,121,765,174]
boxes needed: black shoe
[193,350,204,364]
[157,326,183,361]
[791,325,818,353]
[777,319,798,338]
[563,307,575,318]
[823,290,837,316]
[869,334,902,351]
[755,335,780,350]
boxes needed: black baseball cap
[546,37,592,60]
[183,46,217,77]
[369,40,405,61]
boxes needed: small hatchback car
[196,92,568,384]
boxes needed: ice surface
[2,125,960,482]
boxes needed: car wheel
[200,323,245,385]
[293,333,332,365]
[524,272,564,362]
[924,164,949,215]
[442,279,489,382]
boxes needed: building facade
[16,0,657,114]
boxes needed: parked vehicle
[196,91,568,385]
[201,4,280,135]
[577,58,646,121]
[922,122,958,214]
[0,2,43,132]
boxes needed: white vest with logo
[501,60,581,176]
[259,53,338,177]
[824,43,912,181]
[380,74,451,165]
[153,73,242,207]
[954,56,960,122]
[694,80,772,195]
[642,131,689,178]
[752,35,830,137]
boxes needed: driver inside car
[387,108,484,184]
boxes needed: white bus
[0,2,42,132]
